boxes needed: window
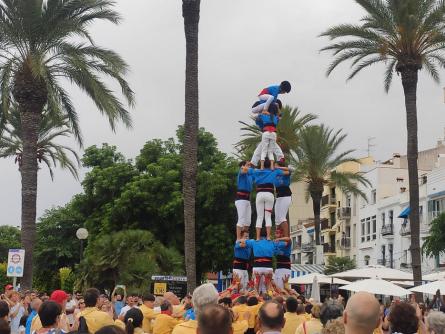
[381,212,386,225]
[346,194,352,208]
[291,254,296,263]
[361,219,365,242]
[372,215,377,240]
[297,235,302,245]
[371,190,377,204]
[389,210,394,224]
[364,255,370,266]
[366,218,371,241]
[352,224,357,247]
[292,237,297,247]
[346,226,351,238]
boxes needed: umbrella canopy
[423,272,445,281]
[410,280,445,295]
[340,278,411,297]
[289,273,350,285]
[311,275,321,303]
[331,265,413,280]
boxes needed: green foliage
[0,263,10,289]
[0,105,80,180]
[35,127,237,290]
[33,202,85,292]
[78,230,183,291]
[0,0,134,142]
[59,267,74,292]
[0,226,21,263]
[320,0,445,91]
[293,124,370,199]
[324,256,356,275]
[423,213,445,257]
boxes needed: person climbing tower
[251,81,291,114]
[235,161,253,240]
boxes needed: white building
[357,154,445,272]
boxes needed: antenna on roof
[367,137,376,157]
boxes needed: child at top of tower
[251,81,291,114]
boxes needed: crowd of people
[0,280,444,334]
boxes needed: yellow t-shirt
[295,319,323,334]
[153,314,182,334]
[171,319,197,334]
[232,320,248,334]
[232,304,250,323]
[80,307,115,334]
[247,303,263,329]
[283,313,307,334]
[140,304,159,333]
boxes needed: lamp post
[76,228,88,261]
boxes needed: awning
[291,264,324,278]
[398,207,411,218]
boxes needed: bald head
[258,301,285,332]
[163,292,179,305]
[344,292,380,334]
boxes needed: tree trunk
[401,67,423,294]
[18,110,41,289]
[311,192,322,246]
[182,0,200,293]
[13,64,47,289]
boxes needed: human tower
[233,81,294,295]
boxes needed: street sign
[7,249,25,278]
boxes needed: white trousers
[253,267,273,294]
[260,131,278,161]
[235,199,251,227]
[251,94,274,113]
[256,192,275,228]
[275,196,292,225]
[274,268,292,289]
[251,139,284,166]
[233,269,249,292]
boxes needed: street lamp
[76,228,88,261]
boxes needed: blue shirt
[258,114,279,127]
[25,310,37,334]
[259,85,281,101]
[114,300,124,316]
[237,170,253,192]
[245,239,286,258]
[234,241,252,260]
[248,168,284,185]
[275,241,292,257]
[185,308,196,320]
[275,172,291,188]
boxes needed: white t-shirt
[66,299,77,325]
[119,305,137,318]
[10,304,25,334]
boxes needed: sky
[1,0,445,227]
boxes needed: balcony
[381,224,394,236]
[323,243,336,254]
[292,242,301,250]
[400,223,411,236]
[320,218,330,231]
[377,259,386,266]
[337,207,351,220]
[400,262,412,269]
[322,195,336,207]
[301,241,315,253]
[339,237,351,250]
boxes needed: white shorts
[235,199,251,227]
[275,196,292,225]
[274,268,292,289]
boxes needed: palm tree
[182,0,200,293]
[0,0,134,288]
[236,106,317,160]
[319,0,445,286]
[293,125,370,248]
[0,106,80,180]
